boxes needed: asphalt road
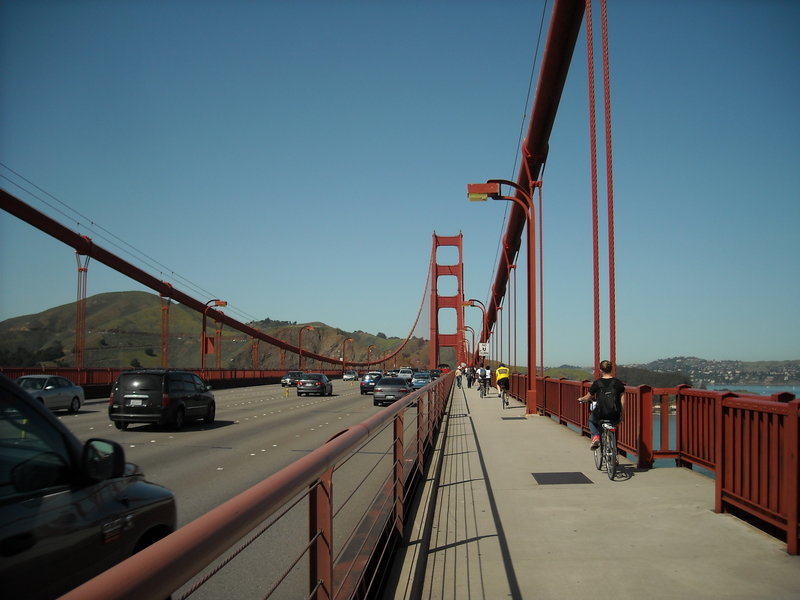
[60,380,408,598]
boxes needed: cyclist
[495,363,510,403]
[578,359,625,449]
[477,365,489,396]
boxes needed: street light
[467,178,539,412]
[463,325,476,362]
[201,299,227,370]
[342,337,354,374]
[298,325,315,370]
[463,298,487,364]
[367,344,376,366]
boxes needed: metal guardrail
[61,373,454,599]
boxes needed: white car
[15,374,84,413]
[343,370,358,381]
[397,368,414,382]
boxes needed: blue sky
[1,1,798,367]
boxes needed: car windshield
[304,374,323,381]
[17,377,46,391]
[286,372,303,377]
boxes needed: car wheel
[68,396,81,413]
[203,401,216,424]
[114,420,129,431]
[173,407,185,430]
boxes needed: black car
[296,373,333,396]
[360,371,383,395]
[108,369,216,430]
[0,373,176,600]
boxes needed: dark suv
[108,369,216,430]
[0,374,176,600]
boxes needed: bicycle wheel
[605,429,617,480]
[593,438,603,470]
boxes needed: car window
[17,378,45,392]
[190,374,207,392]
[0,392,72,499]
[118,373,163,392]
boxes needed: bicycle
[478,378,488,398]
[498,380,509,408]
[594,420,618,480]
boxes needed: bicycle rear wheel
[604,429,617,480]
[593,440,603,470]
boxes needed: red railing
[61,374,454,599]
[508,374,799,554]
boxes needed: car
[360,371,383,395]
[281,371,305,387]
[14,374,84,413]
[411,371,432,389]
[296,373,333,396]
[397,368,414,382]
[108,369,216,430]
[342,370,359,381]
[0,373,177,600]
[373,376,413,407]
[429,368,443,380]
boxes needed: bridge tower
[429,233,466,369]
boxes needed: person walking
[455,366,463,388]
[466,367,475,388]
[577,360,625,449]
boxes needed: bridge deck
[383,384,799,599]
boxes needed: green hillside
[0,291,434,370]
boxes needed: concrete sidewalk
[384,383,800,599]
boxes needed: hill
[0,291,436,370]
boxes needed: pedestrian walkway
[383,382,800,599]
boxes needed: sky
[1,0,798,367]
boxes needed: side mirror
[83,439,126,480]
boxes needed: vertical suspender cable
[585,0,601,378]
[600,0,617,372]
[537,183,544,377]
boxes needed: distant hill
[0,291,437,370]
[2,292,796,387]
[631,356,800,387]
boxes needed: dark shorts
[497,377,509,390]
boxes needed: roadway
[71,380,403,597]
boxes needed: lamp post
[342,337,354,374]
[298,325,315,370]
[367,344,376,366]
[463,298,487,365]
[464,325,476,362]
[201,299,227,370]
[467,178,538,412]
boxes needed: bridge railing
[62,373,454,599]
[509,374,799,554]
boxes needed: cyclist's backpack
[594,378,621,419]
[478,368,486,378]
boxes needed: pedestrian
[577,359,625,449]
[466,367,475,388]
[455,366,463,388]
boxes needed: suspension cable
[601,0,617,371]
[585,0,601,378]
